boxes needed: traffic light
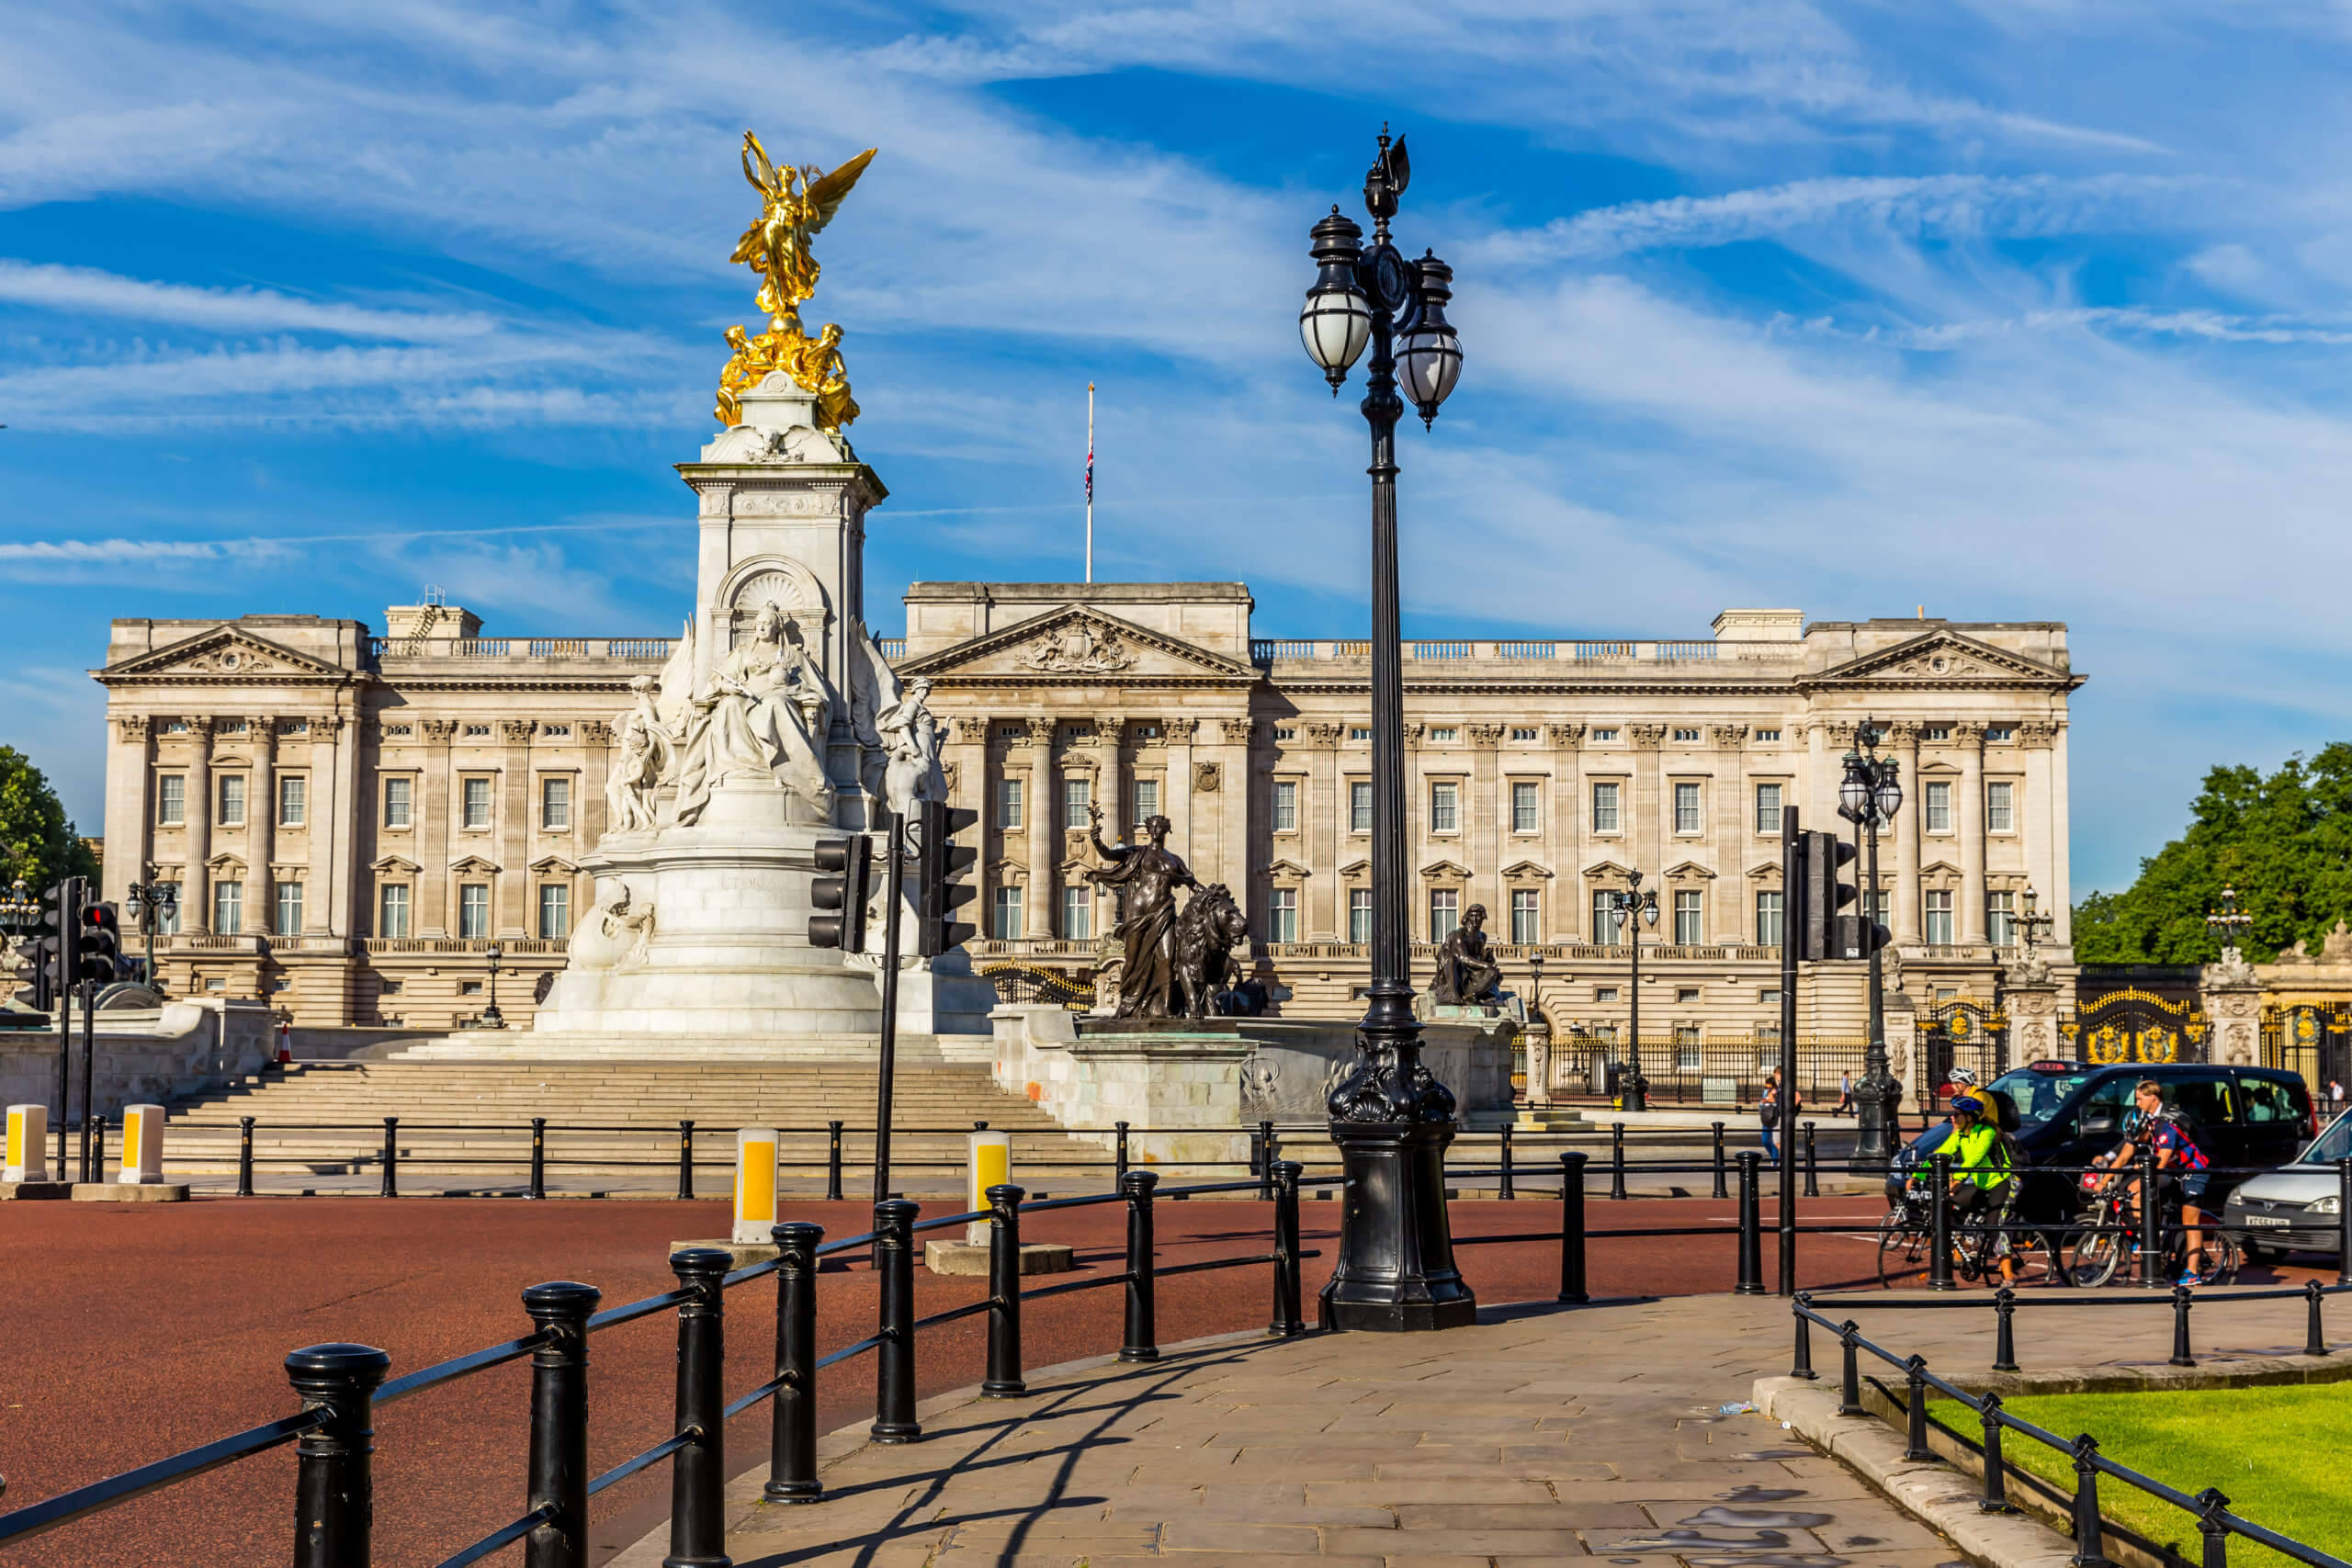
[808,837,872,952]
[916,798,979,957]
[38,879,79,1008]
[1797,830,1890,961]
[79,902,123,987]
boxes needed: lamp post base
[1320,1120,1476,1333]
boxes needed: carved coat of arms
[1018,616,1133,674]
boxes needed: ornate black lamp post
[2204,884,2251,958]
[0,878,40,1004]
[1602,872,1659,1110]
[1838,718,1904,1167]
[2018,886,2056,965]
[1298,128,1471,1331]
[124,868,177,993]
[482,942,507,1029]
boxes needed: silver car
[2223,1108,2352,1259]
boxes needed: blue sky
[6,2,2352,897]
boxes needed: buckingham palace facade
[91,582,2082,1043]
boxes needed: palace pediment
[1806,629,2074,688]
[96,626,351,685]
[895,605,1255,686]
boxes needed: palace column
[944,715,988,928]
[1548,724,1584,939]
[2021,722,2063,942]
[1891,721,1923,943]
[1467,724,1503,922]
[1631,724,1666,883]
[1306,723,1343,939]
[1204,714,1252,896]
[1711,723,1747,943]
[499,719,534,938]
[1956,721,1988,943]
[1091,717,1125,939]
[421,719,456,938]
[1023,716,1055,941]
[185,718,215,933]
[323,713,358,937]
[103,715,152,908]
[581,719,613,850]
[1164,717,1198,867]
[249,716,277,932]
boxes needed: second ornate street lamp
[124,867,177,994]
[482,942,507,1029]
[1839,717,1904,1168]
[1603,872,1659,1111]
[1299,127,1471,1331]
[2205,884,2252,959]
[0,878,40,1005]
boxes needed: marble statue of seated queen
[671,600,834,825]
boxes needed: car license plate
[2244,1215,2290,1227]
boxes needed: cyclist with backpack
[2093,1078,2216,1283]
[1945,1091,2018,1285]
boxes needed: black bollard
[1838,1321,1864,1416]
[2306,1280,2328,1358]
[238,1115,256,1197]
[2195,1488,2233,1568]
[825,1121,844,1203]
[1804,1121,1820,1198]
[1928,1153,1954,1292]
[522,1281,600,1568]
[983,1185,1027,1397]
[871,1199,922,1443]
[2139,1143,2165,1289]
[1735,1151,1764,1295]
[766,1222,825,1502]
[1270,1161,1306,1337]
[2170,1285,2196,1368]
[1993,1286,2019,1372]
[1611,1121,1627,1201]
[1557,1151,1589,1304]
[287,1342,392,1568]
[379,1116,399,1199]
[91,1116,106,1184]
[1712,1121,1728,1199]
[663,1248,729,1566]
[1903,1355,1932,1461]
[1121,1169,1160,1362]
[676,1120,695,1202]
[2072,1435,2111,1568]
[2339,1160,2352,1289]
[1499,1123,1516,1201]
[1978,1393,2010,1514]
[1790,1293,1817,1379]
[1114,1122,1130,1190]
[1259,1120,1276,1201]
[529,1117,547,1201]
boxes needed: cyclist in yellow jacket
[1946,1093,2017,1285]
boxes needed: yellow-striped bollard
[119,1103,166,1185]
[967,1129,1011,1243]
[733,1125,779,1244]
[5,1103,49,1183]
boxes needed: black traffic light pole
[52,876,79,1179]
[1778,807,1801,1296]
[873,810,905,1206]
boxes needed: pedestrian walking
[1835,1070,1855,1117]
[1761,1069,1799,1162]
[2331,1078,2345,1111]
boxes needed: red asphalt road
[6,1190,2308,1567]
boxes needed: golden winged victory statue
[716,132,876,434]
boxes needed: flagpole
[1085,381,1095,583]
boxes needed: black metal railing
[0,1165,1317,1564]
[1789,1290,2352,1568]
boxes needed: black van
[1887,1061,2317,1224]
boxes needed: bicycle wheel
[2189,1230,2242,1285]
[2007,1225,2057,1287]
[1878,1213,1932,1289]
[2067,1225,2124,1288]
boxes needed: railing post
[522,1280,600,1568]
[1993,1286,2019,1372]
[379,1116,399,1199]
[766,1222,825,1502]
[1610,1121,1627,1201]
[1903,1354,1932,1461]
[92,1115,106,1184]
[2306,1279,2328,1358]
[1978,1393,2010,1514]
[1115,1121,1130,1190]
[286,1342,391,1568]
[2195,1488,2233,1568]
[1838,1321,1864,1416]
[2138,1143,2165,1289]
[871,1199,922,1443]
[1712,1121,1728,1199]
[1735,1150,1764,1295]
[663,1247,730,1568]
[1790,1293,1817,1379]
[1804,1121,1820,1198]
[1928,1153,1955,1292]
[1121,1169,1159,1361]
[2071,1434,2110,1568]
[2170,1285,2196,1368]
[825,1120,844,1203]
[1270,1160,1306,1337]
[1498,1122,1516,1201]
[983,1185,1027,1396]
[529,1117,548,1201]
[1258,1120,1275,1201]
[238,1115,256,1197]
[676,1120,695,1202]
[1557,1151,1589,1304]
[2338,1159,2352,1288]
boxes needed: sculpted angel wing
[654,616,696,735]
[741,130,782,196]
[801,149,876,232]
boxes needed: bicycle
[1876,1179,2056,1288]
[2064,1177,2240,1288]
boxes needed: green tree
[0,747,100,894]
[2075,743,2352,963]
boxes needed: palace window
[1988,890,2016,948]
[1590,728,1619,742]
[1510,888,1540,944]
[1131,723,1160,739]
[1754,782,1782,835]
[161,719,188,735]
[462,776,492,829]
[218,775,246,827]
[1062,776,1091,829]
[1677,987,1701,1004]
[542,724,571,739]
[1595,986,1619,1003]
[1273,726,1296,741]
[995,777,1023,830]
[214,880,243,935]
[1429,727,1458,743]
[461,980,483,996]
[275,880,303,934]
[1754,728,1781,742]
[539,883,571,940]
[1986,726,2015,742]
[1924,889,1955,945]
[1348,727,1373,741]
[1591,781,1622,833]
[1511,727,1538,741]
[219,719,247,735]
[1429,888,1459,941]
[1061,885,1091,941]
[1672,727,1701,743]
[990,886,1023,940]
[378,884,411,939]
[1986,780,2015,833]
[1132,778,1159,826]
[463,724,492,738]
[459,884,490,939]
[1673,782,1702,834]
[279,718,309,736]
[1677,1027,1702,1071]
[157,775,186,826]
[1755,890,1783,948]
[1924,781,1952,832]
[1349,888,1372,943]
[1266,887,1298,943]
[384,724,413,738]
[1923,726,1953,742]
[1350,781,1372,833]
[384,777,413,829]
[1511,781,1539,833]
[1430,780,1459,833]
[1593,891,1623,947]
[1673,889,1702,945]
[1272,779,1298,832]
[278,775,306,828]
[541,777,571,830]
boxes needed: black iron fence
[1546,1034,1869,1107]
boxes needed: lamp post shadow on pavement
[1297,127,1473,1331]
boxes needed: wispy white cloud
[0,260,503,339]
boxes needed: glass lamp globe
[1642,898,1659,927]
[1838,763,1871,821]
[1396,252,1462,423]
[1873,764,1903,823]
[1301,207,1371,389]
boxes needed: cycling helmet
[1950,1093,1985,1116]
[1949,1067,1979,1087]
